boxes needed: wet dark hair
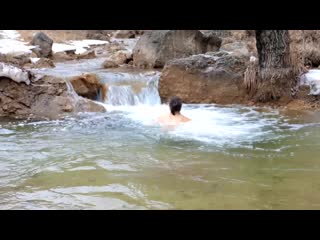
[169,96,182,115]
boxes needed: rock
[109,43,126,52]
[51,49,97,62]
[101,50,133,68]
[51,52,75,62]
[135,30,145,36]
[30,32,53,58]
[70,73,107,102]
[115,30,144,38]
[220,41,250,57]
[133,30,222,68]
[0,68,106,119]
[114,30,136,38]
[113,30,142,38]
[75,97,106,112]
[65,50,76,55]
[201,30,231,38]
[86,30,112,41]
[27,58,55,69]
[158,51,249,104]
[102,42,127,56]
[76,50,96,60]
[0,53,31,67]
[102,60,119,68]
[110,50,132,64]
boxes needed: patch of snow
[300,69,320,95]
[250,56,257,62]
[0,63,31,85]
[30,58,40,63]
[0,30,21,40]
[52,43,76,53]
[69,40,108,54]
[52,39,108,54]
[0,30,34,55]
[0,39,35,55]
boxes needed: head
[169,96,182,115]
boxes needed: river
[1,58,320,209]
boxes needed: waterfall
[105,74,161,106]
[66,80,80,100]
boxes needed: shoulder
[182,115,191,122]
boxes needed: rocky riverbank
[0,63,105,119]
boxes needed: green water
[1,104,320,209]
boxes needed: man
[157,96,191,126]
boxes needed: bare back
[157,112,191,126]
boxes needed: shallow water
[1,103,320,209]
[1,60,320,209]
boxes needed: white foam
[104,104,278,145]
[0,128,15,135]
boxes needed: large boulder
[132,30,222,68]
[158,51,249,104]
[70,73,107,102]
[220,41,250,57]
[30,32,53,58]
[0,63,105,119]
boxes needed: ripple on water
[96,160,137,172]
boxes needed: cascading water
[66,80,80,100]
[104,73,161,106]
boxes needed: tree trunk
[245,30,300,103]
[256,30,291,70]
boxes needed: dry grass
[221,30,257,56]
[290,30,320,67]
[17,30,88,43]
[244,59,258,94]
[304,47,320,67]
